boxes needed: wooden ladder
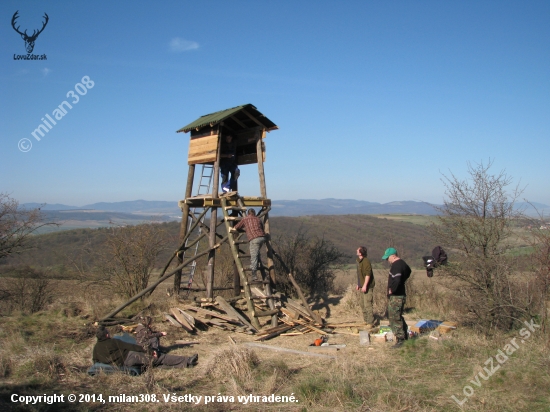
[181,164,214,296]
[220,196,278,330]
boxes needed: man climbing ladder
[231,208,266,282]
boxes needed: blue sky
[1,1,549,206]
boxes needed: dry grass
[0,277,549,411]
[204,347,260,384]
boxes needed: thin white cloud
[169,37,199,52]
[41,67,51,77]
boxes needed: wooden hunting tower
[174,104,279,329]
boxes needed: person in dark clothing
[220,134,239,192]
[92,327,198,371]
[382,247,411,349]
[135,316,166,352]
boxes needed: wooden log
[254,131,277,329]
[206,132,222,299]
[175,164,195,295]
[215,296,257,333]
[244,342,336,359]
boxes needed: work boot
[389,339,405,349]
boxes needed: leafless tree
[97,223,169,299]
[430,160,532,332]
[0,193,54,260]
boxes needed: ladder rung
[224,206,246,211]
[238,254,251,258]
[225,216,242,221]
[233,240,248,245]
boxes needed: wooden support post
[206,129,222,299]
[287,272,323,325]
[256,130,278,328]
[175,164,195,295]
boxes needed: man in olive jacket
[93,327,149,368]
[356,246,375,327]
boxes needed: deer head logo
[11,11,49,54]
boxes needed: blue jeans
[249,236,265,279]
[220,162,238,191]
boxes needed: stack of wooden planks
[163,294,329,341]
[163,296,258,334]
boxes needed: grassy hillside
[269,214,432,267]
[0,214,433,277]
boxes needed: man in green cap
[382,247,411,348]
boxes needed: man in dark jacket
[93,327,198,370]
[135,316,166,352]
[382,247,411,348]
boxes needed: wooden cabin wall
[188,126,219,165]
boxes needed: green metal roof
[176,104,278,134]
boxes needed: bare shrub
[272,228,348,297]
[0,266,57,314]
[430,160,532,333]
[0,193,55,260]
[96,223,169,299]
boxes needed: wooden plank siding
[188,134,218,165]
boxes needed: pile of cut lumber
[163,296,257,334]
[163,294,328,341]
